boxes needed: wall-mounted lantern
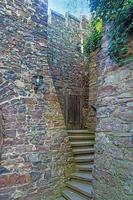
[32,75,43,94]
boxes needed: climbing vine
[67,0,133,64]
[84,17,103,54]
[88,0,133,64]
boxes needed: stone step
[68,133,94,137]
[67,130,89,134]
[71,172,93,182]
[76,164,94,171]
[62,188,88,200]
[75,155,94,163]
[72,147,94,154]
[69,135,95,140]
[67,180,94,198]
[70,141,95,147]
[58,129,95,200]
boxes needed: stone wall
[0,1,74,199]
[93,27,133,200]
[87,50,99,132]
[48,10,89,128]
[0,109,4,166]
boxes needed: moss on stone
[43,163,76,200]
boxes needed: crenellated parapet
[65,12,80,30]
[48,9,89,32]
[48,9,89,53]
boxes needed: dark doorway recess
[66,91,82,129]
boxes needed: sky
[48,0,91,19]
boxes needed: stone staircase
[57,130,95,200]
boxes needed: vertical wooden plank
[65,90,83,129]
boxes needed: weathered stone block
[5,129,16,138]
[0,167,9,175]
[26,153,43,165]
[30,171,41,182]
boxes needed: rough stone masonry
[0,0,89,199]
[48,10,89,128]
[1,0,132,200]
[92,27,133,200]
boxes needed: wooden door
[66,91,82,129]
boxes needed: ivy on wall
[85,0,133,64]
[84,17,103,54]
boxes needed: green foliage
[84,17,103,54]
[67,0,133,64]
[89,0,133,64]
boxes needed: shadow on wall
[48,10,90,129]
[88,49,99,132]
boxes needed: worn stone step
[69,135,95,140]
[72,147,94,154]
[67,130,89,134]
[62,188,88,200]
[70,141,95,147]
[71,172,93,182]
[76,164,94,171]
[68,133,94,137]
[67,180,94,198]
[74,155,94,163]
[68,133,95,136]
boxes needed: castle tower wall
[48,10,90,128]
[0,1,73,199]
